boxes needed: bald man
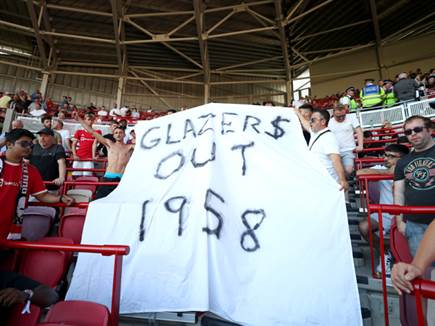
[0,120,25,152]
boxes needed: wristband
[21,289,34,314]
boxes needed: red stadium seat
[59,213,86,244]
[389,220,413,264]
[18,237,74,288]
[74,176,99,193]
[22,207,57,241]
[40,300,110,326]
[5,304,41,326]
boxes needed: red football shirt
[73,129,102,160]
[0,161,47,239]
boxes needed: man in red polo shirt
[0,129,74,240]
[71,112,101,176]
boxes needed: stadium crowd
[0,68,434,324]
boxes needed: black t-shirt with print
[394,144,435,224]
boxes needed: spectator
[300,109,348,191]
[339,87,359,112]
[40,116,62,145]
[109,103,120,117]
[358,130,380,158]
[328,105,363,177]
[71,112,101,177]
[394,115,435,256]
[297,103,313,144]
[131,108,140,119]
[379,121,398,141]
[0,91,11,109]
[166,109,177,115]
[394,72,419,102]
[0,120,24,153]
[0,129,73,239]
[360,79,384,108]
[0,271,58,323]
[97,106,108,119]
[357,144,410,275]
[57,110,66,120]
[382,80,397,107]
[53,119,71,152]
[76,116,134,199]
[425,74,435,98]
[97,120,118,157]
[29,102,46,117]
[128,129,136,145]
[30,128,66,191]
[120,105,129,117]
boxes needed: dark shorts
[94,177,121,200]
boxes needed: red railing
[0,240,129,326]
[355,157,384,169]
[369,204,435,326]
[414,279,435,326]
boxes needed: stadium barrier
[0,240,129,326]
[369,204,435,326]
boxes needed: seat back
[74,176,99,193]
[42,300,110,326]
[390,219,413,264]
[66,189,93,202]
[59,213,86,244]
[19,237,74,288]
[5,304,41,326]
[63,207,87,216]
[22,207,57,241]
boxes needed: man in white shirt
[297,108,348,191]
[29,102,47,117]
[109,104,121,117]
[97,106,108,119]
[328,105,364,177]
[53,119,71,152]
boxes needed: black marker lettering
[164,196,188,236]
[154,151,185,179]
[240,209,266,252]
[221,112,238,135]
[166,123,181,145]
[140,126,161,149]
[203,189,224,239]
[198,113,216,135]
[231,142,254,176]
[183,119,197,139]
[139,200,151,241]
[243,115,261,133]
[191,142,216,168]
[264,116,290,140]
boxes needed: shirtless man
[76,116,134,199]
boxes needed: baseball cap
[36,128,54,136]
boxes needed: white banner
[67,103,361,326]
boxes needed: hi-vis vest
[383,89,397,107]
[360,85,384,108]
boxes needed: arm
[354,126,363,152]
[92,138,98,160]
[76,116,110,147]
[34,192,74,206]
[393,179,406,234]
[53,158,66,186]
[0,284,58,308]
[356,167,393,176]
[329,153,349,191]
[391,220,435,295]
[71,138,78,160]
[293,108,311,131]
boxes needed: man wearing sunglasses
[357,144,409,275]
[394,115,435,257]
[0,129,74,240]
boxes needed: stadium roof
[0,0,434,97]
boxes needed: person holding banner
[295,108,348,191]
[76,116,134,199]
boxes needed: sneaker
[376,252,393,277]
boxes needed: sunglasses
[310,117,323,123]
[404,126,425,136]
[15,141,34,148]
[384,153,400,159]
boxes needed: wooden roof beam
[26,0,48,68]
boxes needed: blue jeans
[405,221,429,257]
